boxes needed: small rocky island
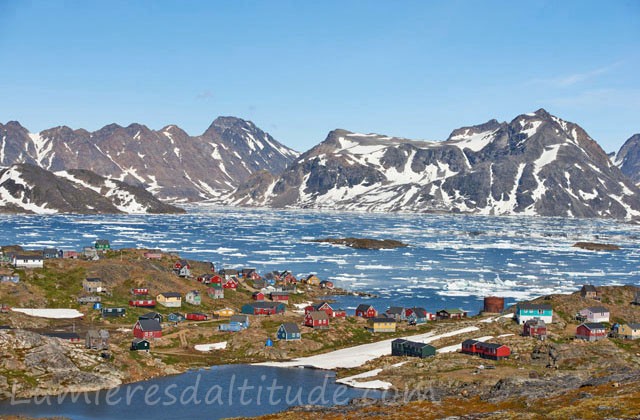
[312,237,408,249]
[573,242,621,251]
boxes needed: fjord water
[1,206,639,314]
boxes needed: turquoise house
[515,303,553,325]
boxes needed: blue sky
[0,0,638,152]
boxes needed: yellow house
[157,292,182,308]
[618,323,640,340]
[305,275,321,286]
[367,317,397,333]
[214,307,235,317]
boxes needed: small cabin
[436,308,467,320]
[319,280,334,289]
[580,284,601,300]
[207,288,224,299]
[133,319,162,339]
[355,304,377,318]
[186,312,208,321]
[185,290,202,306]
[139,312,163,323]
[214,307,235,318]
[131,287,149,296]
[102,307,126,318]
[157,292,182,308]
[173,260,191,278]
[13,255,44,269]
[242,302,285,316]
[83,278,103,293]
[523,318,547,340]
[385,307,409,321]
[277,323,301,341]
[305,311,329,329]
[576,323,607,342]
[129,299,156,308]
[42,248,59,259]
[270,292,289,302]
[252,291,265,301]
[367,317,397,333]
[167,312,185,323]
[86,329,110,350]
[131,338,150,351]
[95,239,110,251]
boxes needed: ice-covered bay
[1,206,638,314]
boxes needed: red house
[129,299,156,308]
[143,251,162,260]
[576,323,607,342]
[333,309,347,318]
[280,271,297,284]
[270,292,289,302]
[222,278,238,290]
[186,313,208,321]
[305,311,330,329]
[305,302,334,317]
[523,319,547,340]
[355,304,377,318]
[319,280,334,289]
[131,288,149,296]
[133,319,162,339]
[174,259,190,270]
[461,340,510,360]
[461,339,478,355]
[252,291,265,301]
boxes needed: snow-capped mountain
[227,109,640,220]
[0,117,298,201]
[614,133,640,186]
[0,164,184,214]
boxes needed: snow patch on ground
[12,308,84,319]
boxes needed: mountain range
[227,109,640,220]
[1,111,639,219]
[0,117,299,202]
[0,164,183,214]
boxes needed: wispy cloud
[195,90,214,100]
[527,61,624,88]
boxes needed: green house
[95,240,111,251]
[391,339,436,358]
[130,338,150,351]
[515,303,553,325]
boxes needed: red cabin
[129,299,156,308]
[305,311,330,329]
[305,302,334,317]
[576,323,607,341]
[461,339,478,355]
[222,278,238,290]
[333,309,347,318]
[143,252,162,260]
[252,292,265,301]
[270,292,289,302]
[461,340,510,360]
[523,319,547,339]
[355,304,377,318]
[133,319,162,339]
[186,313,208,321]
[131,288,149,296]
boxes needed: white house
[579,306,610,323]
[13,255,44,269]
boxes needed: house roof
[440,308,465,314]
[136,319,162,332]
[581,285,598,292]
[524,318,546,327]
[168,312,184,318]
[132,338,149,344]
[247,301,283,309]
[306,274,318,280]
[159,292,182,298]
[403,341,435,351]
[462,339,480,346]
[386,307,407,315]
[580,322,606,330]
[517,303,552,311]
[410,307,428,317]
[280,322,300,334]
[627,323,640,329]
[313,301,332,311]
[308,311,329,321]
[85,277,102,283]
[356,304,374,312]
[370,317,396,323]
[139,312,162,320]
[586,306,609,313]
[478,342,508,350]
[230,315,249,323]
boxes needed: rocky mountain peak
[615,133,640,184]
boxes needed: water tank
[483,296,504,313]
[93,302,102,310]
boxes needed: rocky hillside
[0,117,298,201]
[614,133,640,185]
[227,109,640,220]
[0,164,184,214]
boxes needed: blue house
[407,307,430,325]
[277,323,301,341]
[515,303,553,325]
[167,313,185,323]
[219,314,250,332]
